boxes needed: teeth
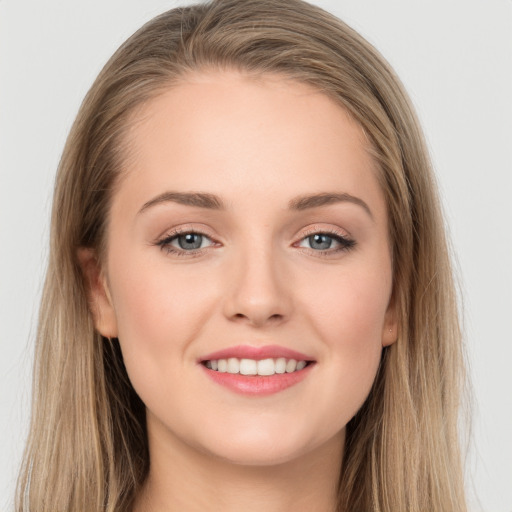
[285,359,297,373]
[205,357,309,375]
[257,358,275,376]
[275,357,287,374]
[227,357,240,373]
[239,358,257,375]
[296,360,306,370]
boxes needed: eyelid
[299,224,351,239]
[154,224,218,243]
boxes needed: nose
[222,244,292,328]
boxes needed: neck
[133,418,344,512]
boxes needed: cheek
[304,260,391,347]
[298,260,391,412]
[107,251,221,385]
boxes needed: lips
[199,344,313,362]
[199,344,316,396]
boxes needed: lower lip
[200,364,314,396]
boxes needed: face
[85,70,397,466]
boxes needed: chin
[196,422,336,467]
[210,441,309,467]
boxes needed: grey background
[1,0,511,510]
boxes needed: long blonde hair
[16,1,468,510]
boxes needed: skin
[80,70,397,512]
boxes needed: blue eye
[156,229,355,258]
[174,233,205,250]
[298,232,355,254]
[157,231,215,255]
[306,234,335,250]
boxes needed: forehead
[114,70,386,221]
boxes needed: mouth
[199,345,316,396]
[202,357,312,375]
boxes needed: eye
[156,230,216,256]
[155,227,354,258]
[297,230,355,255]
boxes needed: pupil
[310,234,332,250]
[179,233,202,250]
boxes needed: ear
[77,248,118,338]
[381,296,398,347]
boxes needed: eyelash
[155,227,356,258]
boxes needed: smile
[199,345,316,396]
[204,357,308,375]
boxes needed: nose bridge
[223,232,291,326]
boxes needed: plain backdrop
[1,0,511,510]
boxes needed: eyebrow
[139,192,225,213]
[138,191,373,219]
[288,192,373,219]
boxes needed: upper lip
[199,344,315,363]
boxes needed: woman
[16,0,468,510]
